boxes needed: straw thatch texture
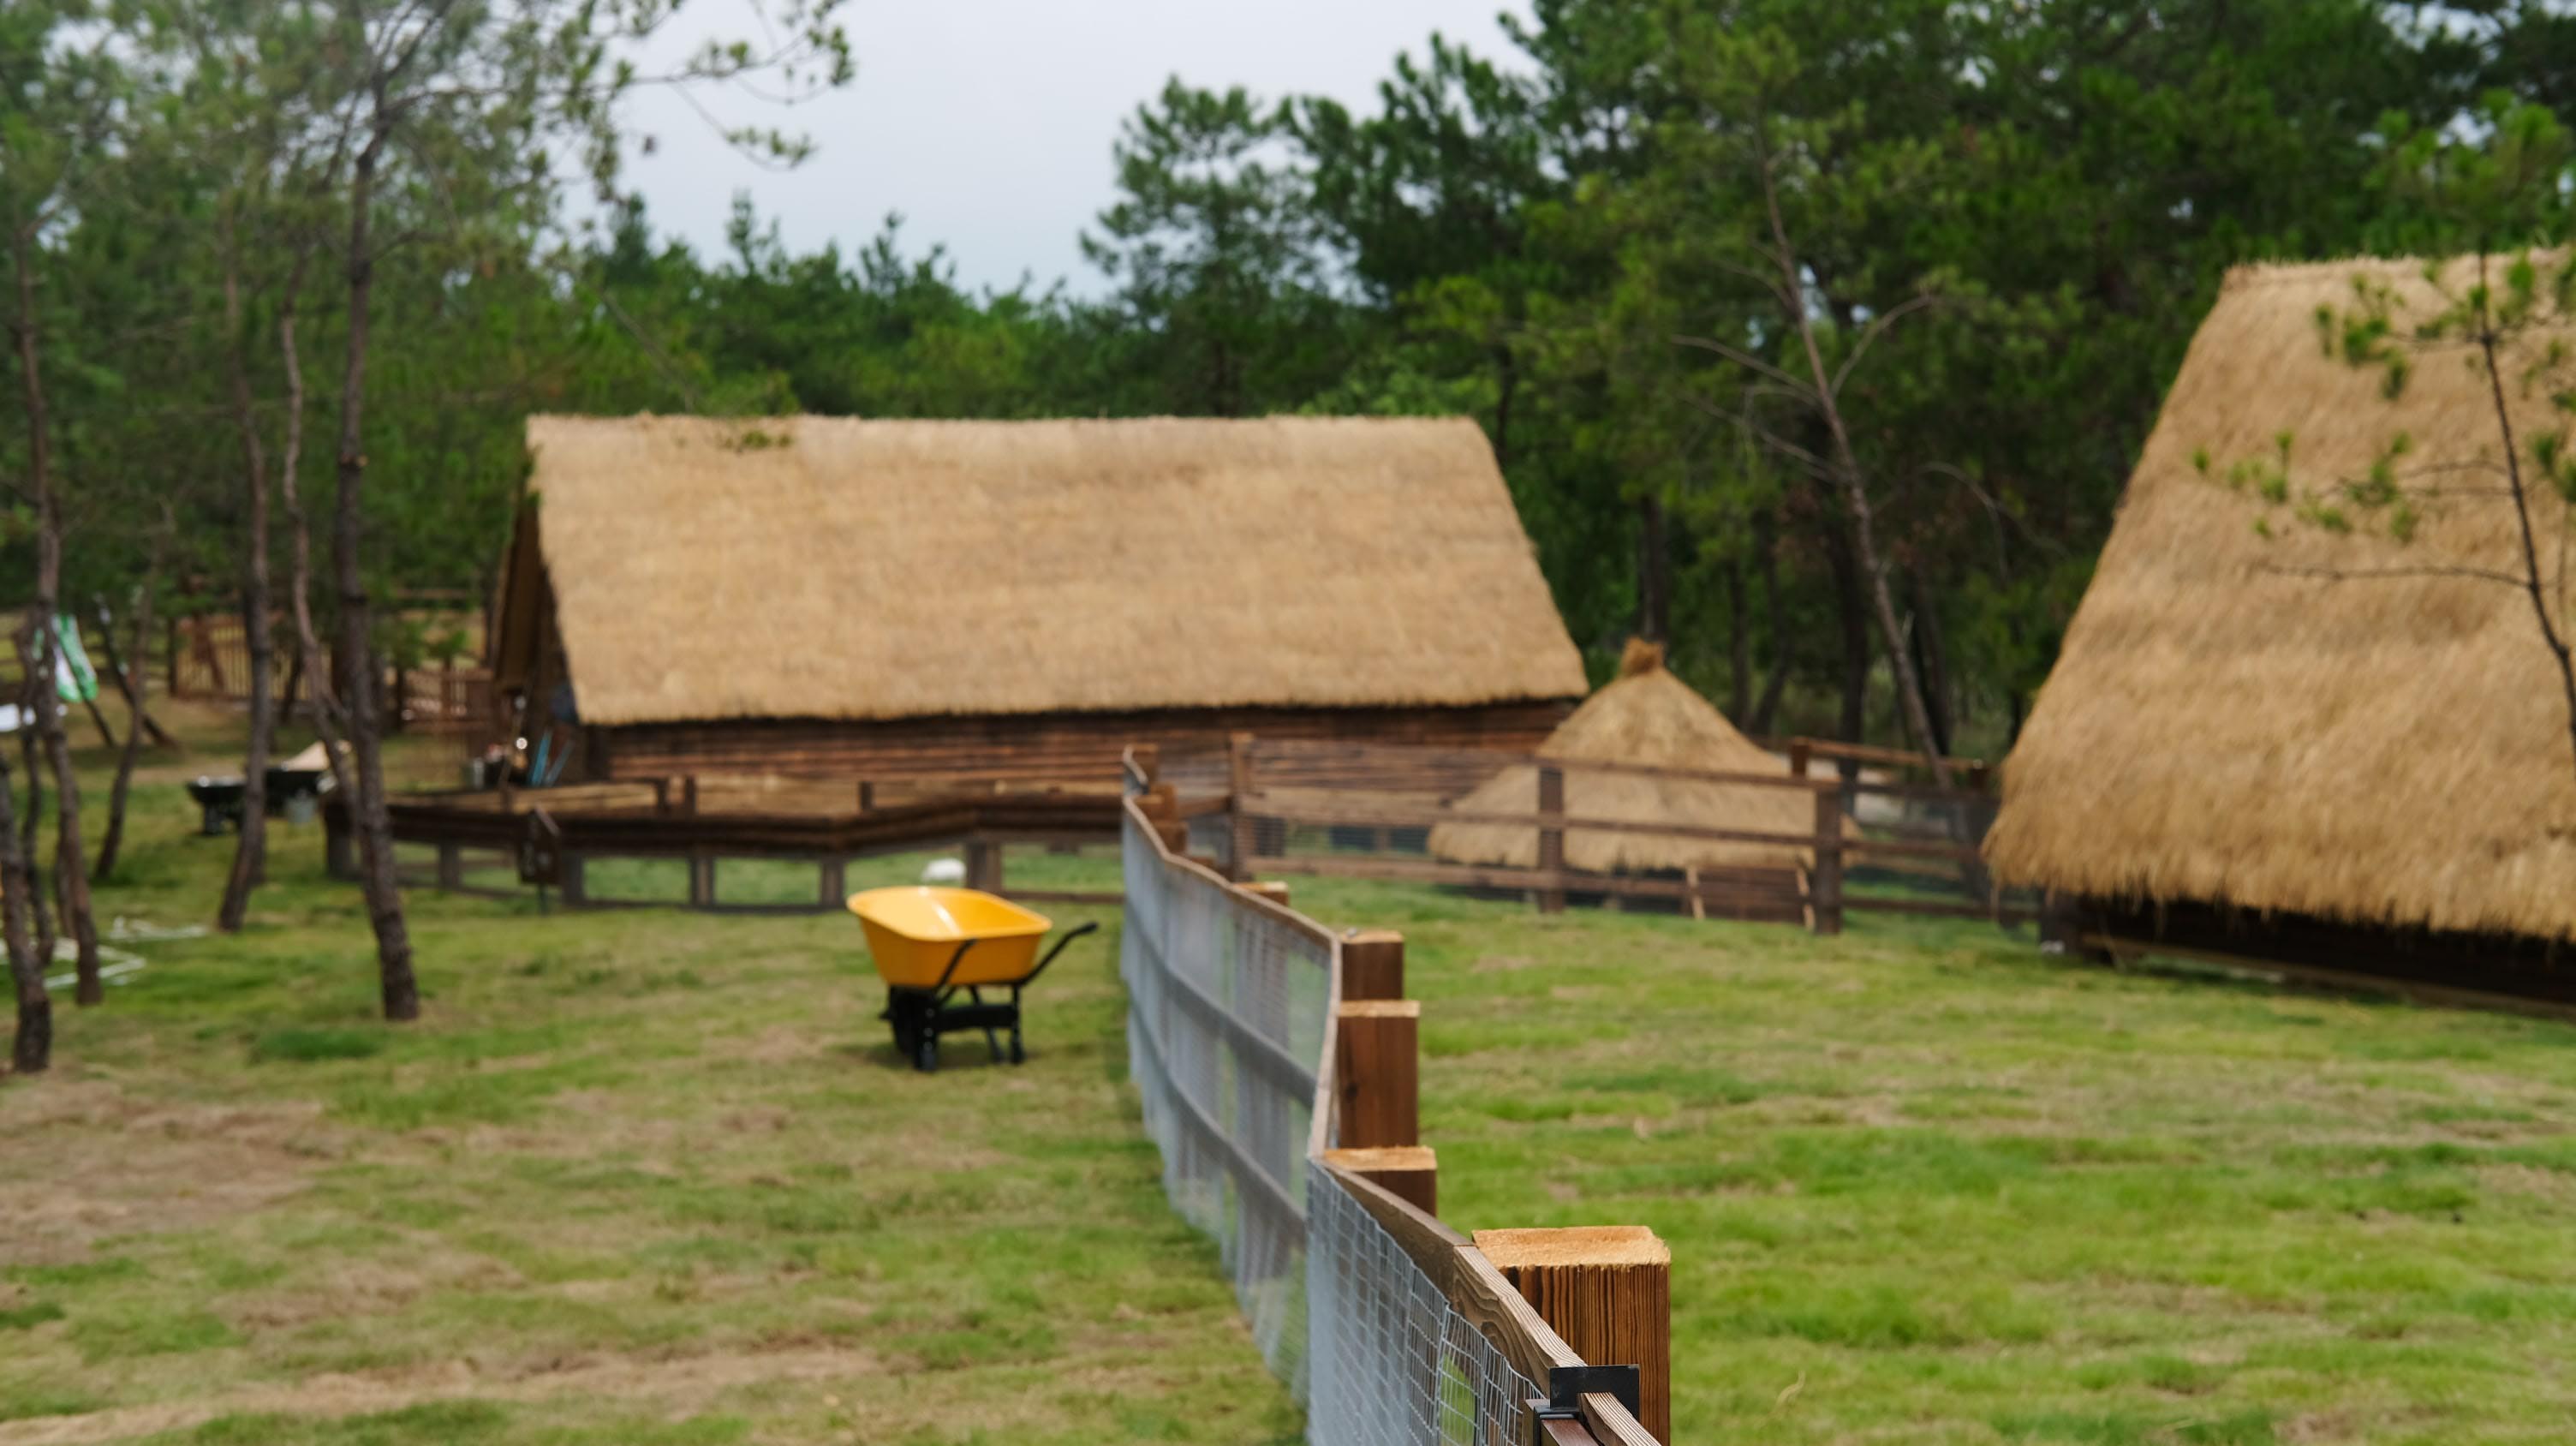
[520,415,1585,726]
[1428,642,1824,872]
[1984,254,2576,940]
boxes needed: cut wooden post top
[1322,1144,1434,1172]
[1341,928,1405,1000]
[1242,881,1292,905]
[1473,1225,1670,1268]
[1337,999,1420,1019]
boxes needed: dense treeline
[3,1,2573,1060]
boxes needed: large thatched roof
[1430,642,1822,873]
[512,415,1585,726]
[1984,254,2576,940]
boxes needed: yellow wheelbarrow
[845,886,1100,1073]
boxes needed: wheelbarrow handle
[1020,920,1100,988]
[929,936,980,994]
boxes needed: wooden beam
[1322,1144,1436,1216]
[1476,1226,1674,1444]
[688,853,715,908]
[1809,789,1844,937]
[1535,762,1566,914]
[1241,881,1291,908]
[1333,999,1419,1149]
[1341,929,1405,1001]
[1227,732,1256,882]
[965,840,1004,893]
[819,856,846,910]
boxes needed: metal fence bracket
[1528,1363,1642,1441]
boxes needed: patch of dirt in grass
[0,1082,328,1263]
[0,1341,889,1446]
[743,1025,827,1064]
[2474,1162,2576,1204]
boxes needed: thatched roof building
[1429,641,1824,875]
[1985,254,2576,956]
[491,415,1586,782]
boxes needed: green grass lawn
[13,712,2576,1444]
[0,714,1295,1446]
[1273,876,2576,1446]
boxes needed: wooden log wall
[588,699,1571,786]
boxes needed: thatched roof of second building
[1984,253,2576,941]
[514,415,1586,726]
[1430,642,1824,874]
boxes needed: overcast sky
[613,0,1534,296]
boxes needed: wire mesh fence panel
[1124,806,1335,1402]
[1308,1163,1541,1446]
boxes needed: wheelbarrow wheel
[914,1035,939,1073]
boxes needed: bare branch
[1672,333,1812,397]
[1830,293,1941,399]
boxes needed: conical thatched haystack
[1984,254,2576,941]
[1429,641,1822,874]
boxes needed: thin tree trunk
[1725,551,1753,720]
[13,228,98,1006]
[89,579,158,885]
[78,694,116,750]
[15,701,51,976]
[1749,510,1791,737]
[1822,504,1871,750]
[1637,490,1671,643]
[1,739,45,1076]
[92,613,175,752]
[277,269,350,804]
[220,240,277,931]
[1762,151,1955,791]
[333,122,419,1021]
[1906,571,1956,758]
[2474,301,2576,776]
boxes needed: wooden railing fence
[1124,747,1667,1444]
[341,774,1125,911]
[164,611,496,736]
[1171,733,2024,934]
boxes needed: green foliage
[14,0,2576,763]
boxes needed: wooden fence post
[560,851,587,907]
[1243,881,1291,908]
[1810,786,1844,937]
[1333,999,1419,1149]
[1535,762,1566,915]
[689,854,717,908]
[966,840,1004,893]
[1786,738,1811,780]
[1341,929,1405,1001]
[1321,1144,1438,1216]
[435,841,462,891]
[819,857,846,910]
[1474,1226,1673,1444]
[1227,732,1256,881]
